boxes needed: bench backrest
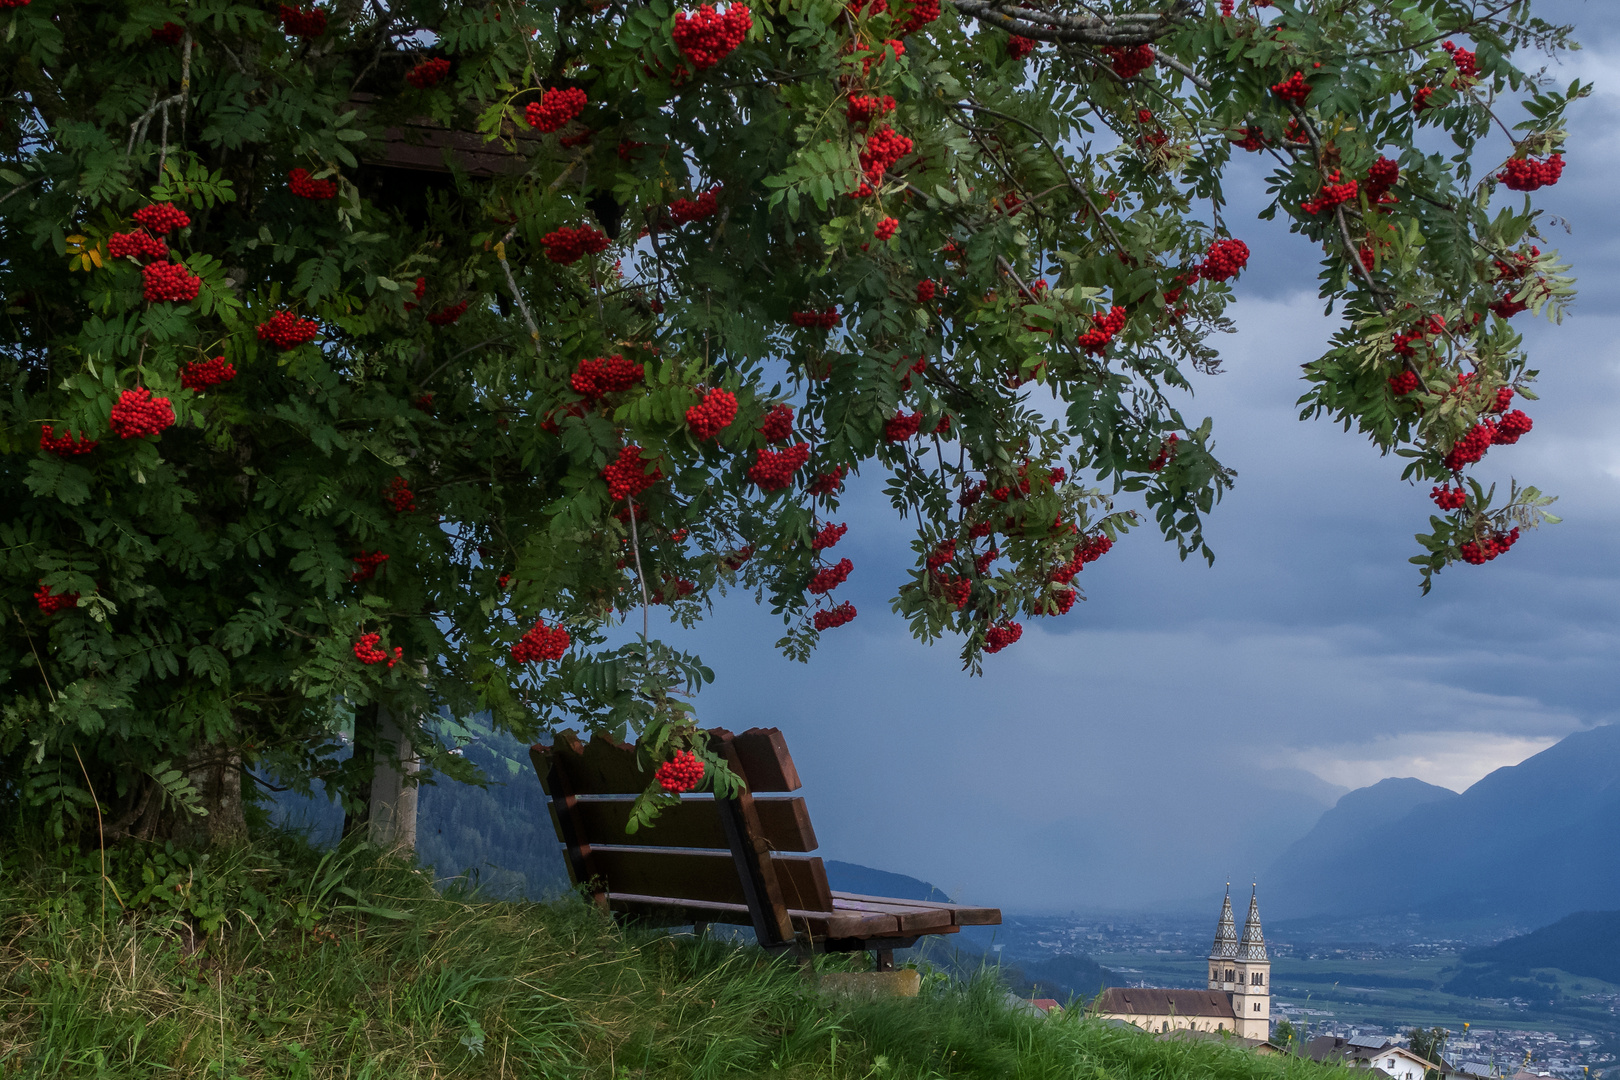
[530,727,837,946]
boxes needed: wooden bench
[529,727,1000,970]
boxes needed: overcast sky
[591,1,1620,915]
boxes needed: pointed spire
[1209,883,1238,960]
[1239,883,1267,961]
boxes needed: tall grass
[0,840,1349,1079]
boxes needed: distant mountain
[1454,910,1620,988]
[824,860,954,903]
[1265,725,1620,929]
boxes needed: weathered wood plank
[561,796,816,852]
[587,849,831,912]
[828,897,955,934]
[830,891,1002,926]
[729,728,802,792]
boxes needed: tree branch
[949,0,1195,45]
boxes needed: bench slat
[533,728,803,797]
[558,796,816,853]
[830,896,956,933]
[830,891,1003,926]
[607,893,935,942]
[587,849,833,914]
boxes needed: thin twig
[494,229,542,356]
[626,495,651,637]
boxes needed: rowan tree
[0,0,1582,842]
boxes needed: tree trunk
[342,702,379,840]
[367,705,419,853]
[168,744,249,848]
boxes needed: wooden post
[712,732,796,948]
[531,736,609,911]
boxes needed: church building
[1092,885,1271,1041]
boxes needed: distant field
[1093,951,1620,1040]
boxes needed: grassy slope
[2,844,1348,1080]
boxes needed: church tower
[1207,884,1239,994]
[1229,885,1271,1039]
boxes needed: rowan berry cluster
[808,557,853,594]
[686,387,739,439]
[926,537,956,570]
[110,387,175,439]
[1049,589,1078,615]
[1430,485,1467,510]
[984,621,1022,653]
[846,94,896,125]
[1270,71,1311,103]
[809,466,846,496]
[845,37,905,78]
[525,87,588,132]
[39,425,97,456]
[142,261,201,303]
[1442,40,1478,80]
[602,446,663,500]
[406,57,451,88]
[257,310,319,349]
[405,276,427,311]
[795,523,846,556]
[655,750,706,793]
[895,0,939,34]
[288,168,338,200]
[0,0,29,9]
[650,577,697,604]
[664,187,721,226]
[1389,371,1421,395]
[1134,108,1169,150]
[1366,156,1400,200]
[511,619,571,663]
[722,546,754,570]
[572,355,644,399]
[1051,533,1114,584]
[968,522,993,540]
[350,550,390,581]
[108,230,168,260]
[34,583,78,614]
[884,411,921,441]
[385,477,416,513]
[1459,528,1520,565]
[181,355,236,392]
[1230,126,1265,151]
[974,546,1000,575]
[1078,305,1128,354]
[746,443,809,491]
[791,307,840,329]
[813,602,858,630]
[152,22,184,43]
[1498,154,1564,192]
[759,404,794,440]
[909,279,938,306]
[1443,422,1496,471]
[426,300,469,326]
[1007,35,1036,60]
[1104,44,1155,79]
[1491,386,1516,412]
[937,574,971,608]
[671,4,753,69]
[542,225,611,264]
[1301,171,1359,215]
[1392,314,1445,357]
[873,216,898,240]
[278,4,327,38]
[860,126,913,187]
[1495,409,1533,445]
[1199,238,1250,282]
[353,633,402,667]
[133,202,190,233]
[1412,86,1436,113]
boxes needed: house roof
[1094,987,1237,1019]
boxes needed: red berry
[141,260,202,303]
[38,425,97,456]
[34,582,79,615]
[385,476,417,513]
[541,224,611,264]
[257,310,320,350]
[426,300,469,326]
[655,749,706,793]
[278,4,327,39]
[181,355,236,392]
[859,126,913,188]
[132,203,191,233]
[984,621,1022,653]
[525,87,588,133]
[1078,305,1127,354]
[350,550,390,581]
[812,522,848,550]
[151,22,184,44]
[884,410,921,441]
[759,404,794,441]
[109,387,175,439]
[813,601,858,631]
[686,387,739,440]
[671,4,752,70]
[108,229,168,260]
[603,445,663,500]
[1430,484,1467,510]
[406,57,451,89]
[1198,238,1249,282]
[571,355,645,399]
[1498,154,1564,192]
[511,619,571,663]
[1007,35,1036,60]
[807,557,853,595]
[1270,71,1311,104]
[1103,44,1154,80]
[288,167,338,200]
[808,466,846,496]
[748,443,811,491]
[790,306,840,329]
[874,216,899,241]
[1389,371,1420,395]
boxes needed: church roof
[1094,987,1237,1020]
[1210,886,1238,959]
[1239,885,1267,961]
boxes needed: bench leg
[874,948,895,973]
[692,920,708,938]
